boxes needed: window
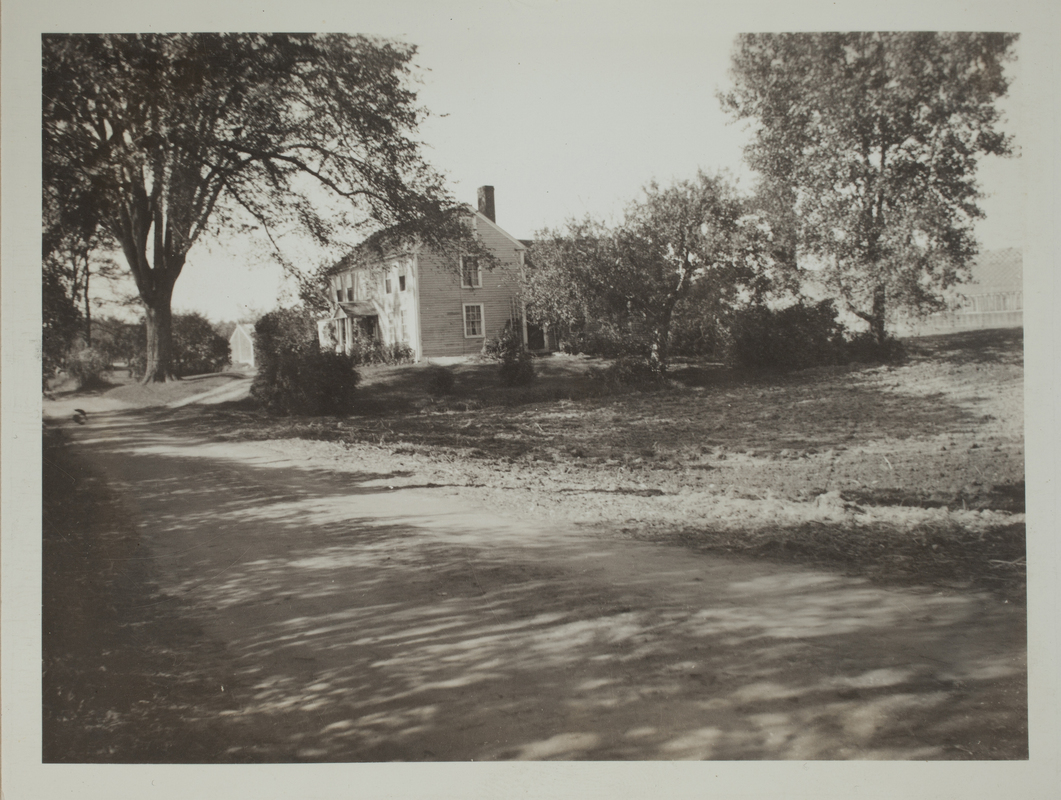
[346,287,354,301]
[461,257,481,288]
[463,303,484,338]
[399,274,406,292]
[336,289,343,302]
[400,310,410,343]
[385,277,392,294]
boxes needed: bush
[347,332,415,366]
[42,268,82,388]
[65,345,112,388]
[171,313,231,377]
[425,365,456,396]
[552,321,649,360]
[844,331,906,364]
[250,308,360,415]
[725,300,848,370]
[593,356,667,390]
[489,324,536,387]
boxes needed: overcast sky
[171,9,1024,322]
[38,4,1028,322]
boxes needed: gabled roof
[471,208,527,251]
[329,206,525,275]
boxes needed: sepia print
[27,17,1036,784]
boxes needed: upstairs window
[385,277,392,294]
[346,287,354,301]
[461,256,481,288]
[336,289,343,302]
[399,274,407,292]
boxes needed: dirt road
[43,401,1027,761]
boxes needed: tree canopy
[722,32,1018,341]
[526,172,762,371]
[43,33,463,381]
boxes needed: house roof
[969,248,1022,291]
[328,205,525,276]
[471,208,527,252]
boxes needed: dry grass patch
[183,328,1025,601]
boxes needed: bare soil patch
[178,327,1025,603]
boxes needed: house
[229,322,255,368]
[318,186,548,361]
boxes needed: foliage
[553,323,647,360]
[345,331,415,366]
[91,317,144,366]
[843,331,906,364]
[170,313,231,377]
[723,300,849,370]
[488,325,536,387]
[42,265,83,387]
[526,173,764,373]
[722,32,1018,342]
[64,345,112,389]
[43,33,461,382]
[592,356,668,390]
[251,307,360,415]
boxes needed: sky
[40,3,1027,322]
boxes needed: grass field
[168,327,1024,602]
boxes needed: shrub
[425,365,456,396]
[844,331,906,364]
[553,321,649,360]
[42,268,82,388]
[251,307,359,415]
[171,313,231,377]
[347,332,415,366]
[725,300,848,370]
[65,345,112,389]
[489,324,536,387]
[593,356,667,390]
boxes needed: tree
[722,33,1018,343]
[42,261,82,387]
[171,313,231,377]
[526,173,758,372]
[250,307,359,415]
[43,33,462,382]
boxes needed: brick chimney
[477,185,495,222]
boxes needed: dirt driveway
[43,401,1027,761]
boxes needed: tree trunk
[83,270,92,347]
[142,289,177,383]
[648,305,675,375]
[870,284,887,345]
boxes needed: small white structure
[229,322,255,368]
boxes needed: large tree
[526,172,759,372]
[722,32,1018,342]
[43,33,461,381]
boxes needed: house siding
[321,210,527,360]
[415,221,523,357]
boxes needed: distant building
[229,322,255,368]
[318,186,549,361]
[899,248,1023,336]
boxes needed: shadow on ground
[43,408,1027,762]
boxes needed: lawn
[183,327,1025,601]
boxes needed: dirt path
[43,403,1027,761]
